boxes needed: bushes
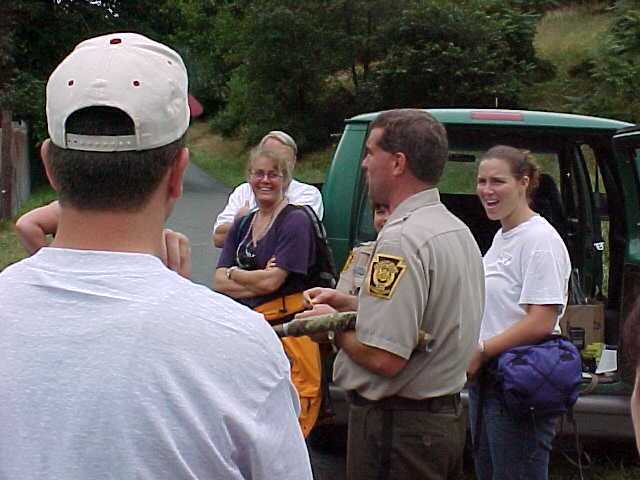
[566,1,640,122]
[370,1,551,110]
[211,0,551,150]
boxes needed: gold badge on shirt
[341,250,355,273]
[368,253,407,299]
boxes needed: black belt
[348,390,460,412]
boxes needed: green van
[321,108,640,439]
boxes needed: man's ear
[40,140,60,192]
[167,147,189,200]
[391,151,407,177]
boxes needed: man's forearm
[336,330,407,378]
[213,223,231,248]
[14,223,48,254]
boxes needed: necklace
[251,198,287,244]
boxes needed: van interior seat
[440,193,499,255]
[531,173,567,241]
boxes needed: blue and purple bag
[495,336,582,417]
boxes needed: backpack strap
[236,208,259,237]
[291,204,339,288]
[298,204,327,240]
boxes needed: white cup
[595,348,617,374]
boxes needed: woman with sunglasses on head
[214,145,322,439]
[467,145,571,480]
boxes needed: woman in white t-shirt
[467,145,571,480]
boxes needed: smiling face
[248,154,285,207]
[476,157,530,229]
[362,128,395,206]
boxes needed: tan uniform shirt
[333,188,485,400]
[336,242,375,296]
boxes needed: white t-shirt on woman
[479,215,571,342]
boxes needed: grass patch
[187,122,247,187]
[0,185,57,271]
[188,121,334,187]
[524,3,613,111]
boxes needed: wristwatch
[226,266,238,280]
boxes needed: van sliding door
[612,127,640,378]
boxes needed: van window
[438,150,561,194]
[354,148,562,252]
[581,144,609,298]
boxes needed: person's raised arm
[161,228,192,279]
[14,200,60,254]
[213,223,232,248]
[212,184,252,247]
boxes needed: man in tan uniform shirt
[336,203,389,296]
[307,109,484,480]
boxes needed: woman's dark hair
[48,106,185,212]
[480,145,541,199]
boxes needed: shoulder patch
[368,253,407,299]
[341,250,355,273]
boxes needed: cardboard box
[559,303,605,347]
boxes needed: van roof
[348,109,633,131]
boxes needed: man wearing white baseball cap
[0,33,312,480]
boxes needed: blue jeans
[468,382,557,480]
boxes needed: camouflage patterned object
[273,311,435,352]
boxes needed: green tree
[567,0,640,122]
[212,0,348,149]
[370,0,549,109]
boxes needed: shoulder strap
[236,208,259,238]
[290,204,338,286]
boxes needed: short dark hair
[369,109,448,184]
[48,107,184,211]
[480,145,541,199]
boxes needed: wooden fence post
[1,109,14,220]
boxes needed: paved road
[165,163,230,286]
[165,162,346,478]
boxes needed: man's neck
[51,206,165,256]
[387,178,433,213]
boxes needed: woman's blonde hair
[247,145,293,190]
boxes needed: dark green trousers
[346,393,466,480]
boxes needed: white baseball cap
[46,32,189,152]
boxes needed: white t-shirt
[480,215,571,342]
[0,248,312,480]
[213,179,323,231]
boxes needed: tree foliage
[211,0,551,149]
[370,0,550,110]
[566,0,640,122]
[4,0,557,154]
